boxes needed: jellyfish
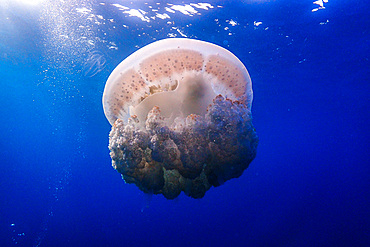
[103,38,258,199]
[83,51,106,77]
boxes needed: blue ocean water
[1,0,369,246]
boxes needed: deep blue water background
[1,0,369,246]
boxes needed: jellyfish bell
[103,38,252,126]
[103,38,258,199]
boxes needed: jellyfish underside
[131,72,217,125]
[104,38,258,199]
